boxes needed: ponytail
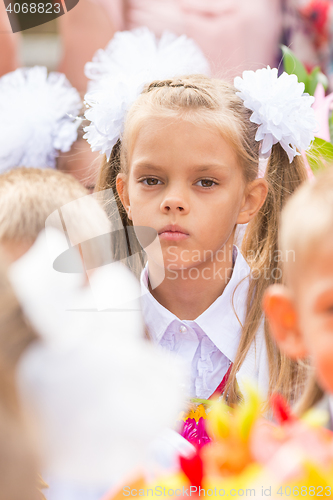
[224,144,309,406]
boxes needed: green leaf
[281,45,308,85]
[306,66,329,95]
[306,67,320,95]
[307,137,333,173]
[190,397,212,406]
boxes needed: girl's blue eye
[142,178,161,186]
[196,179,217,188]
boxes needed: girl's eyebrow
[192,164,230,172]
[132,163,165,171]
[132,162,230,172]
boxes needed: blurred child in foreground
[264,166,333,424]
[0,167,109,265]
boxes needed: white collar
[140,246,251,363]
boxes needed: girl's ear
[236,178,268,224]
[263,285,308,359]
[116,173,132,220]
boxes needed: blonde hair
[0,168,111,269]
[0,255,38,396]
[0,257,41,500]
[95,74,308,405]
[295,372,324,415]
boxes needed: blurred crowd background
[1,0,332,195]
[1,0,333,94]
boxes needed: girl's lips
[159,231,189,241]
[158,225,190,241]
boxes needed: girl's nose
[160,193,190,214]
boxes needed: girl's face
[117,116,265,270]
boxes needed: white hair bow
[83,27,211,160]
[0,66,81,171]
[234,67,316,163]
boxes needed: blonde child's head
[121,76,259,180]
[98,76,265,221]
[95,73,309,405]
[279,168,333,286]
[0,168,110,268]
[98,75,306,269]
[264,167,333,409]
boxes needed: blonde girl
[84,33,316,406]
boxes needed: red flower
[300,0,330,46]
[270,393,296,425]
[180,452,204,488]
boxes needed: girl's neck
[147,242,235,320]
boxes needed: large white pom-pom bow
[234,67,316,163]
[83,27,211,160]
[0,66,81,172]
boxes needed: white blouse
[141,246,269,400]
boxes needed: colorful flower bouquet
[104,383,333,499]
[151,384,333,499]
